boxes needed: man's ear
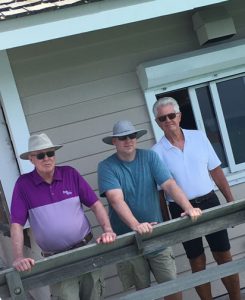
[112,138,116,145]
[155,118,161,128]
[178,112,182,122]
[28,155,34,164]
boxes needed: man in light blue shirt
[98,120,201,300]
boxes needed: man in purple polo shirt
[11,133,116,300]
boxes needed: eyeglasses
[157,113,178,123]
[32,151,55,160]
[117,133,137,141]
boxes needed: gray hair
[152,97,180,117]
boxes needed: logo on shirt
[63,190,72,196]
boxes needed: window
[194,85,227,168]
[138,40,245,185]
[216,77,245,168]
[193,75,245,172]
[153,73,245,182]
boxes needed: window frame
[144,67,245,187]
[210,76,245,172]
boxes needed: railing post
[135,233,144,254]
[6,270,27,299]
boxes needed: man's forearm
[162,179,202,221]
[210,167,234,202]
[162,179,192,210]
[105,190,140,230]
[90,200,114,233]
[11,223,24,260]
[11,223,35,271]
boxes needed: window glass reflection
[217,77,245,164]
[196,86,228,167]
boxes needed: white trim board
[0,108,20,208]
[137,39,245,90]
[0,0,227,50]
[0,50,32,174]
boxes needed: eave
[0,0,228,50]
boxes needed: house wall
[6,0,245,298]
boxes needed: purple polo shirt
[11,166,98,252]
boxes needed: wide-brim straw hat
[102,120,147,145]
[20,133,63,160]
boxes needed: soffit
[0,0,228,50]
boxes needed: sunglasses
[32,151,55,160]
[157,113,178,123]
[118,133,137,141]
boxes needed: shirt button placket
[50,185,55,200]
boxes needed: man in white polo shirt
[152,97,240,300]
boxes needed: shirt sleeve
[201,131,221,170]
[98,160,121,197]
[149,150,172,186]
[11,179,29,225]
[72,167,98,207]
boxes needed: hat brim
[20,145,63,160]
[102,129,147,145]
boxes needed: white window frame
[191,78,245,173]
[189,73,245,174]
[210,76,245,172]
[188,83,231,176]
[141,63,245,187]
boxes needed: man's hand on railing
[181,207,202,221]
[13,257,35,272]
[96,231,117,244]
[132,222,158,235]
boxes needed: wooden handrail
[121,257,245,300]
[1,198,245,299]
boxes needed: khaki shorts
[117,247,176,291]
[50,269,105,300]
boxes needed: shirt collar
[161,128,186,150]
[32,167,62,185]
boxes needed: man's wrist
[103,226,114,233]
[131,222,140,231]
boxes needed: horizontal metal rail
[1,198,245,299]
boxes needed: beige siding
[7,0,245,298]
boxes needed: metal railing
[1,198,245,300]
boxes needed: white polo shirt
[152,129,221,202]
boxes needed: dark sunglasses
[118,133,137,141]
[32,151,55,160]
[157,113,178,123]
